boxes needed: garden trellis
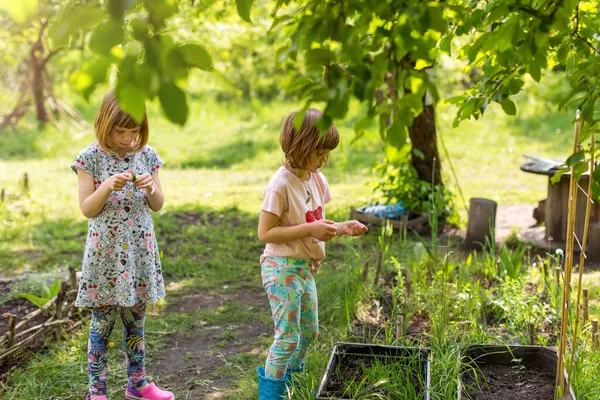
[555,110,598,398]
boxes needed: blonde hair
[280,108,339,169]
[95,89,149,152]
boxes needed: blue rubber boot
[257,366,287,400]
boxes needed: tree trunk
[30,42,49,127]
[408,99,442,186]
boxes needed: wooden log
[395,314,404,342]
[529,322,535,345]
[583,288,589,324]
[465,198,497,249]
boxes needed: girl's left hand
[338,220,368,236]
[132,173,156,194]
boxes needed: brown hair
[95,89,149,152]
[280,108,339,169]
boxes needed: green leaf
[566,150,585,167]
[142,0,178,29]
[500,99,516,116]
[90,20,124,56]
[108,0,137,19]
[573,161,588,179]
[386,117,408,150]
[551,167,569,184]
[179,43,213,70]
[18,293,47,308]
[71,57,111,100]
[116,81,147,123]
[0,0,37,23]
[50,6,106,47]
[507,79,525,95]
[158,81,188,125]
[236,0,254,23]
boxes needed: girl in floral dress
[72,89,173,400]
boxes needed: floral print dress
[72,143,165,307]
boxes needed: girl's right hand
[105,173,131,191]
[310,219,337,241]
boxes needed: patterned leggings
[87,303,147,395]
[261,256,319,380]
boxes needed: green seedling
[131,172,138,193]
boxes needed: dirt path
[152,285,270,399]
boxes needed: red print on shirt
[305,206,323,223]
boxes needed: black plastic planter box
[458,345,576,400]
[316,342,431,400]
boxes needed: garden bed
[316,342,430,400]
[459,345,575,400]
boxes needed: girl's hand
[310,219,337,242]
[106,173,131,192]
[311,259,322,274]
[132,173,156,194]
[337,220,368,237]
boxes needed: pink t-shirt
[261,166,332,262]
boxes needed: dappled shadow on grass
[179,138,277,169]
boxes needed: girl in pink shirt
[256,108,368,399]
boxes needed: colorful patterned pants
[261,256,319,380]
[87,303,147,395]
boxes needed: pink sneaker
[125,382,174,400]
[86,394,108,400]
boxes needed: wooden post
[395,314,404,342]
[7,314,16,348]
[23,173,28,191]
[529,322,535,345]
[361,261,369,282]
[465,198,497,249]
[583,288,589,324]
[68,266,77,302]
[592,320,598,335]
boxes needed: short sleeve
[143,145,164,173]
[317,172,332,204]
[71,145,96,176]
[262,187,287,217]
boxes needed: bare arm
[77,169,130,218]
[257,210,337,244]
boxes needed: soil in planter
[323,355,426,399]
[462,362,555,400]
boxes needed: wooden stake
[395,314,404,342]
[583,288,589,324]
[555,266,561,284]
[23,173,28,191]
[361,261,369,282]
[592,320,598,335]
[529,322,535,345]
[7,314,16,348]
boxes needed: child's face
[108,125,141,151]
[306,149,330,173]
